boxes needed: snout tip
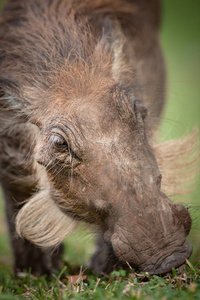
[144,242,193,275]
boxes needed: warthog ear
[95,18,128,83]
[98,17,113,48]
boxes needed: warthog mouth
[140,241,193,275]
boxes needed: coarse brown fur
[0,0,199,276]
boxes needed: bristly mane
[0,0,161,120]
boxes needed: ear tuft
[95,18,128,83]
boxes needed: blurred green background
[0,0,199,267]
[160,0,200,263]
[161,0,200,140]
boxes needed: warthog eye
[49,132,81,161]
[49,133,68,148]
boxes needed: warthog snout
[109,201,192,275]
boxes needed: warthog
[0,0,198,275]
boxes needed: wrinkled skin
[0,0,192,275]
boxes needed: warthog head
[16,82,193,275]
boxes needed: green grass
[1,262,200,299]
[0,0,200,298]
